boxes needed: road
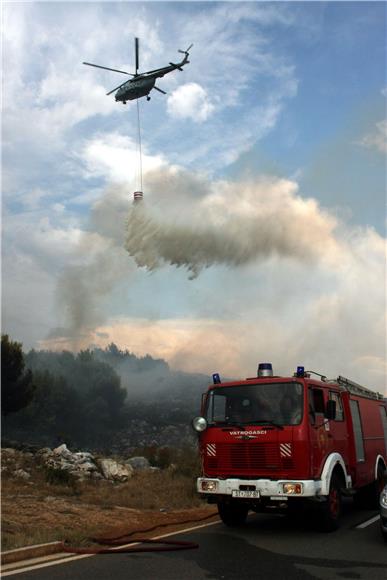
[4,503,387,579]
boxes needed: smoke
[52,170,342,346]
[51,186,132,345]
[125,171,341,278]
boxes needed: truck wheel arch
[320,453,349,496]
[374,455,386,481]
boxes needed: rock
[126,456,150,470]
[73,452,95,463]
[36,447,53,459]
[39,445,99,480]
[53,444,73,459]
[98,459,134,482]
[13,469,31,480]
[2,448,16,455]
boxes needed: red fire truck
[192,363,387,531]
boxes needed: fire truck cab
[193,364,387,531]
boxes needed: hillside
[2,343,212,453]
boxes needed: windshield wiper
[245,420,284,430]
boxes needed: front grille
[206,442,287,474]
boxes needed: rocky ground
[1,446,216,551]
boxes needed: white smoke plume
[125,171,341,278]
[54,170,341,341]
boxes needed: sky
[2,1,386,393]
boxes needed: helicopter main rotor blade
[154,86,167,94]
[83,62,135,76]
[106,80,129,96]
[135,37,139,75]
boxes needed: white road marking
[355,515,380,529]
[1,519,221,577]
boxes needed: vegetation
[1,335,35,416]
[1,339,209,552]
[2,336,207,450]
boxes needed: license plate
[231,490,260,498]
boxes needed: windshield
[205,382,303,427]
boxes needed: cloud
[167,83,215,122]
[357,120,387,154]
[2,209,83,273]
[78,132,167,184]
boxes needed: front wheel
[217,499,249,526]
[319,474,342,532]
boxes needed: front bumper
[197,477,323,498]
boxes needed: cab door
[308,386,329,478]
[326,389,349,466]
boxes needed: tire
[217,500,249,526]
[355,464,386,510]
[319,474,342,532]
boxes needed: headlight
[282,482,303,495]
[380,487,387,508]
[201,480,218,492]
[192,416,208,432]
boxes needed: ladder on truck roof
[335,375,384,401]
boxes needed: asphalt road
[5,503,387,580]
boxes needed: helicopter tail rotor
[178,43,193,55]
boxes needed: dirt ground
[1,447,219,551]
[2,490,218,550]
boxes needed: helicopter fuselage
[115,76,156,102]
[83,40,192,103]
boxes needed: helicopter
[83,37,193,104]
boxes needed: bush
[44,467,76,487]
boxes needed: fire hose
[61,511,218,554]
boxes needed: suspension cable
[136,98,143,192]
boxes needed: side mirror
[201,393,207,414]
[325,399,336,420]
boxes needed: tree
[1,335,35,416]
[18,370,82,438]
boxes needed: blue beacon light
[296,366,305,377]
[212,373,221,384]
